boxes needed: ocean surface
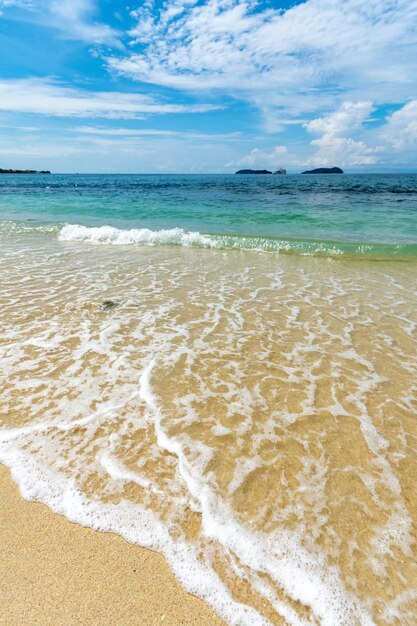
[0,174,416,625]
[1,173,417,257]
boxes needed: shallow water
[1,220,416,624]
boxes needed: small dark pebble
[100,300,120,311]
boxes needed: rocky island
[235,168,287,175]
[0,168,51,174]
[236,169,272,174]
[301,167,343,174]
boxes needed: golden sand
[1,234,417,624]
[0,465,224,626]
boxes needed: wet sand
[1,235,417,624]
[0,464,224,626]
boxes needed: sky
[0,0,416,173]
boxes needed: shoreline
[0,464,225,626]
[1,218,416,624]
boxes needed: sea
[0,173,416,625]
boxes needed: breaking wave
[59,224,417,260]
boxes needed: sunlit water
[0,174,416,625]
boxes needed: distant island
[235,168,287,175]
[0,168,51,174]
[236,169,272,174]
[301,167,343,174]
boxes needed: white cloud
[48,0,118,44]
[307,135,381,167]
[304,101,374,136]
[107,0,417,115]
[72,126,241,141]
[227,145,288,168]
[3,0,417,169]
[0,78,220,118]
[74,126,180,137]
[383,101,417,149]
[0,1,31,6]
[0,0,119,44]
[305,101,381,166]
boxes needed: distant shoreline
[0,169,51,174]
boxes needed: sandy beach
[1,228,416,624]
[1,464,224,626]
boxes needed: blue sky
[0,0,416,173]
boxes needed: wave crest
[58,224,417,260]
[59,224,217,248]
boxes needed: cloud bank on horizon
[0,0,416,172]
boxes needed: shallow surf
[1,226,416,625]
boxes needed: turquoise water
[1,173,417,258]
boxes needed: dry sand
[0,464,225,626]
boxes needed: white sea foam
[59,224,218,248]
[0,362,373,626]
[0,441,269,626]
[146,361,374,626]
[55,224,352,257]
[1,230,416,625]
[55,223,416,260]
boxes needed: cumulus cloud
[304,101,374,136]
[383,101,417,149]
[305,101,382,166]
[0,78,219,118]
[307,136,381,166]
[107,0,417,115]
